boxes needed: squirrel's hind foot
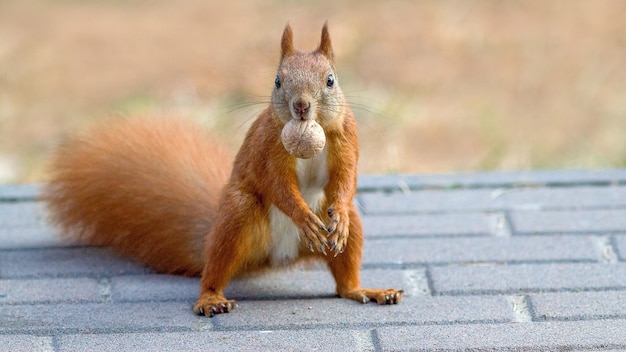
[340,288,404,305]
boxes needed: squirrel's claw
[194,293,237,318]
[299,212,330,254]
[326,206,349,256]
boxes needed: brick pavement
[1,170,626,351]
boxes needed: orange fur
[43,24,403,318]
[43,116,232,276]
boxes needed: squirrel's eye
[275,76,281,89]
[326,74,335,88]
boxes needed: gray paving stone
[510,209,626,234]
[0,301,211,334]
[613,235,626,260]
[0,202,46,227]
[0,248,151,279]
[0,200,64,250]
[362,213,493,237]
[111,269,412,303]
[375,319,626,351]
[359,189,503,214]
[223,268,413,301]
[358,169,626,191]
[227,269,336,301]
[111,275,200,303]
[430,263,626,295]
[0,335,53,352]
[57,329,375,352]
[0,183,40,201]
[495,186,626,210]
[111,271,335,303]
[0,296,510,336]
[530,290,626,321]
[358,268,427,297]
[362,235,598,266]
[0,226,64,249]
[360,186,626,214]
[212,295,513,330]
[0,278,102,304]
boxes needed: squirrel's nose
[292,100,311,119]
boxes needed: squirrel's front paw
[327,207,349,256]
[297,212,329,254]
[194,292,237,317]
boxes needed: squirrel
[43,23,403,317]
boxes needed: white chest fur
[268,148,329,266]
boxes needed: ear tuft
[317,21,334,61]
[281,23,295,58]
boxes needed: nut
[280,119,326,159]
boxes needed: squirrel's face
[272,52,343,127]
[271,23,346,129]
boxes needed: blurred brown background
[1,0,625,182]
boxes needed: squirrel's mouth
[289,96,314,121]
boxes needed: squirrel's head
[272,23,345,129]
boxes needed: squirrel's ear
[281,23,295,58]
[317,22,334,61]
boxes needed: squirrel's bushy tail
[42,116,233,276]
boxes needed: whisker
[235,108,265,131]
[318,102,390,140]
[218,100,271,115]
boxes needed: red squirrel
[43,23,403,317]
